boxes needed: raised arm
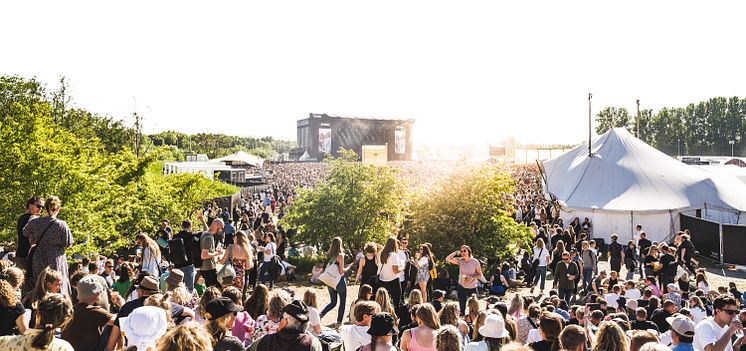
[446,250,460,265]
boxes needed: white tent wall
[561,208,677,243]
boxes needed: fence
[680,214,721,262]
[723,224,746,264]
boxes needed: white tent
[215,150,265,168]
[542,128,746,243]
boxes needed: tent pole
[588,93,593,157]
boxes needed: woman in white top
[258,232,277,288]
[136,233,162,278]
[378,236,402,308]
[530,238,550,294]
[319,236,351,325]
[695,272,709,294]
[414,244,436,302]
[688,296,707,324]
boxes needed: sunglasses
[721,309,738,315]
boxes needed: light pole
[677,138,681,158]
[730,140,735,157]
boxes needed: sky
[2,1,745,147]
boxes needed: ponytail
[31,323,56,349]
[31,293,72,349]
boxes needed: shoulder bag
[318,257,342,289]
[217,244,237,285]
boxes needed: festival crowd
[2,163,745,351]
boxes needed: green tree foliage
[408,165,533,261]
[0,75,237,256]
[280,149,405,252]
[600,97,746,156]
[149,131,295,159]
[595,107,632,134]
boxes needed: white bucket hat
[120,306,169,351]
[479,314,510,339]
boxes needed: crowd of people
[3,162,746,351]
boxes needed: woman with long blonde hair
[376,288,398,326]
[379,236,403,307]
[438,302,470,345]
[156,321,213,351]
[594,321,629,351]
[320,236,351,326]
[508,294,524,319]
[436,325,463,351]
[23,267,63,329]
[414,244,436,302]
[136,233,162,277]
[219,230,254,291]
[530,238,550,294]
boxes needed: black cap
[433,290,446,299]
[367,313,398,336]
[205,297,244,321]
[281,300,309,322]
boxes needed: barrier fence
[680,214,721,262]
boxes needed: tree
[595,107,631,134]
[280,149,405,251]
[407,165,532,261]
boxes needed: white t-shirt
[533,247,548,267]
[306,306,321,335]
[604,293,620,308]
[340,324,371,351]
[398,250,408,281]
[693,318,732,351]
[625,288,642,300]
[263,242,277,262]
[380,252,400,282]
[418,256,429,268]
[527,328,543,344]
[691,307,707,324]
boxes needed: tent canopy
[542,128,746,213]
[215,150,265,168]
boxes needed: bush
[287,255,325,275]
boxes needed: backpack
[193,233,208,269]
[168,238,189,266]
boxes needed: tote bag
[318,261,342,289]
[217,245,237,285]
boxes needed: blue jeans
[532,266,547,290]
[181,265,196,293]
[320,277,347,323]
[583,268,594,291]
[259,262,274,288]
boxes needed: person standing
[398,236,413,304]
[638,232,652,278]
[15,196,43,271]
[554,251,579,304]
[446,245,483,315]
[677,234,697,274]
[355,242,380,288]
[136,233,162,278]
[378,237,403,308]
[414,244,436,302]
[218,230,254,292]
[23,196,74,297]
[319,236,350,326]
[172,219,197,292]
[200,218,226,288]
[608,234,624,274]
[530,238,550,294]
[580,241,598,293]
[624,241,638,280]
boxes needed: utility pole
[588,93,593,157]
[636,99,640,138]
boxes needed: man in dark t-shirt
[638,232,652,277]
[15,196,43,269]
[62,279,113,351]
[608,234,624,273]
[173,220,197,292]
[676,234,697,274]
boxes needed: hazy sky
[2,1,744,146]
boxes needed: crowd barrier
[680,214,720,261]
[723,224,746,265]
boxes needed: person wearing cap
[465,314,510,351]
[61,278,115,351]
[667,314,695,351]
[358,312,398,351]
[205,297,245,349]
[250,300,322,351]
[106,275,161,351]
[120,306,169,351]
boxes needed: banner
[318,127,331,153]
[395,130,406,154]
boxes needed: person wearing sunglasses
[693,295,744,351]
[15,196,43,271]
[446,245,483,315]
